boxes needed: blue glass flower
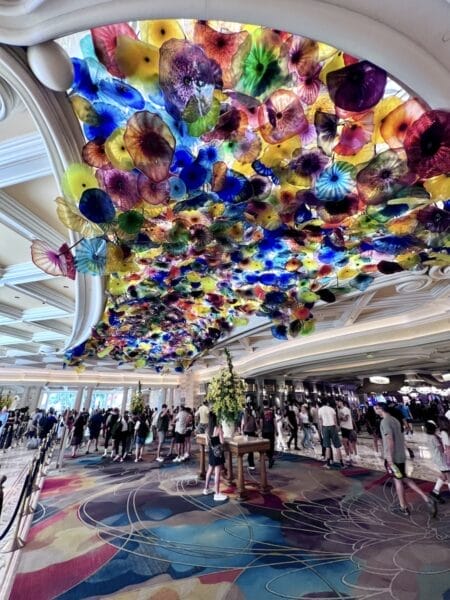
[75,237,107,275]
[99,79,145,109]
[83,102,125,140]
[315,162,355,201]
[79,188,116,223]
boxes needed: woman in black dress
[203,412,227,502]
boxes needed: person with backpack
[134,412,150,462]
[260,400,275,468]
[103,408,119,457]
[241,404,258,469]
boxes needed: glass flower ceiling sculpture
[31,20,450,372]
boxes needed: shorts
[184,429,192,438]
[322,425,341,449]
[341,428,352,440]
[89,431,100,440]
[157,430,166,443]
[175,432,185,443]
[135,436,145,446]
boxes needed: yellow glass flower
[115,35,159,87]
[61,163,98,201]
[105,127,134,171]
[424,174,450,200]
[139,19,185,47]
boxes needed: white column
[167,388,174,409]
[21,385,30,409]
[85,387,94,412]
[73,386,84,413]
[121,387,129,414]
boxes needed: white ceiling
[0,0,448,390]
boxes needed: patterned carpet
[9,451,450,600]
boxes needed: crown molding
[8,281,74,312]
[0,133,52,186]
[0,189,64,245]
[0,261,56,285]
[0,44,104,351]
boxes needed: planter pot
[221,420,235,438]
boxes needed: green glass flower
[239,44,282,99]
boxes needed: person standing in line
[183,407,194,459]
[318,399,344,469]
[85,409,103,454]
[337,400,357,465]
[112,412,129,462]
[286,402,299,450]
[375,401,437,517]
[172,405,188,463]
[260,400,275,468]
[195,400,210,434]
[155,404,169,462]
[203,411,227,501]
[103,408,119,457]
[134,412,150,462]
[425,420,449,504]
[241,404,258,469]
[70,411,86,458]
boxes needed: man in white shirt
[173,405,189,463]
[195,401,210,433]
[318,400,344,469]
[337,400,357,465]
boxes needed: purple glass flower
[327,60,387,112]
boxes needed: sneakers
[248,466,256,471]
[430,491,445,504]
[213,493,228,502]
[426,497,438,518]
[172,456,182,463]
[398,506,411,517]
[134,459,139,463]
[156,456,164,463]
[202,488,213,495]
[183,453,190,460]
[323,463,331,469]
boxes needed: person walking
[241,404,258,469]
[275,408,287,451]
[203,411,227,501]
[375,401,437,517]
[286,402,299,451]
[260,401,275,468]
[337,400,357,464]
[103,408,119,457]
[425,420,450,504]
[299,404,314,450]
[172,405,188,463]
[318,399,344,469]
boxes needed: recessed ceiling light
[14,295,20,299]
[63,285,69,288]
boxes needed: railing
[0,430,55,553]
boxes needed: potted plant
[130,381,145,415]
[205,349,246,437]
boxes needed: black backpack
[261,408,275,434]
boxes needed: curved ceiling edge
[0,45,105,351]
[195,311,450,382]
[0,0,448,106]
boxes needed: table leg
[259,451,270,493]
[198,444,206,480]
[236,454,247,500]
[224,450,234,485]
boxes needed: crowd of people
[1,395,449,512]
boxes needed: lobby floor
[8,430,450,600]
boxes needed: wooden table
[196,434,271,499]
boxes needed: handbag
[207,433,223,458]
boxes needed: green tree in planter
[205,349,246,423]
[130,381,145,415]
